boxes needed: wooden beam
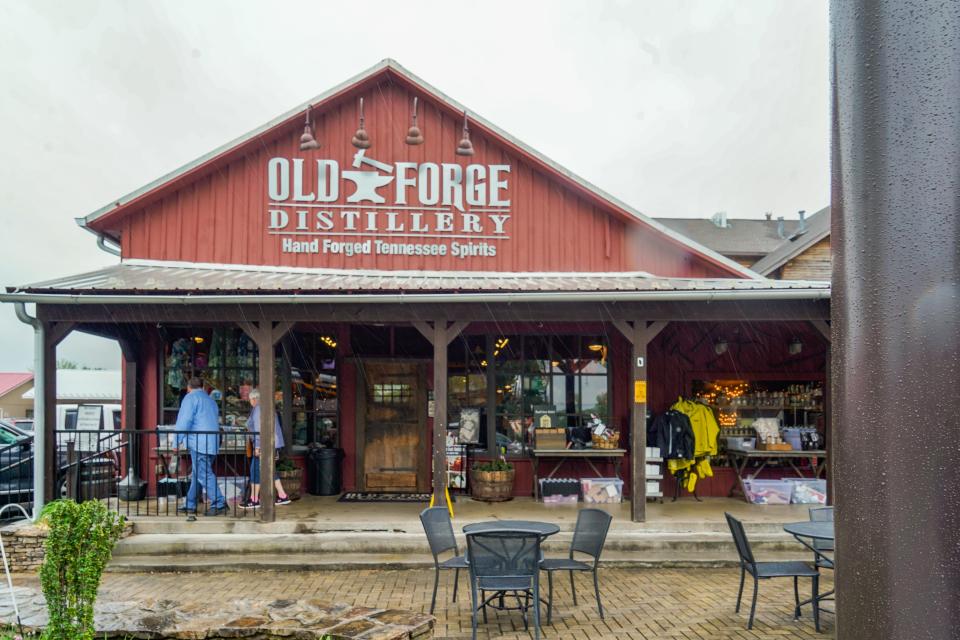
[445,320,470,345]
[810,319,832,342]
[640,321,669,345]
[36,299,832,324]
[432,321,448,500]
[412,320,434,344]
[47,321,75,348]
[612,320,635,344]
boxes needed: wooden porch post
[414,320,469,501]
[614,320,667,523]
[240,321,293,523]
[118,336,139,477]
[41,321,74,502]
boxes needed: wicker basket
[591,432,620,449]
[470,468,516,502]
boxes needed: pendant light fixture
[405,96,424,145]
[299,105,320,151]
[351,97,371,149]
[456,111,474,156]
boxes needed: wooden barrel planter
[277,465,302,500]
[470,468,515,502]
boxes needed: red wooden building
[3,60,830,521]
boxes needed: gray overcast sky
[0,0,829,372]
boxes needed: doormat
[338,492,455,503]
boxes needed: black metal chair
[808,506,835,570]
[465,529,543,640]
[419,506,468,614]
[539,508,612,623]
[724,512,821,632]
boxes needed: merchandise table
[727,449,826,502]
[783,521,835,623]
[530,448,626,500]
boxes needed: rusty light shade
[456,112,474,156]
[405,96,424,145]
[299,105,320,151]
[351,97,371,149]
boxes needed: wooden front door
[357,361,427,492]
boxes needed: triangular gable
[80,59,758,279]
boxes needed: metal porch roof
[6,260,830,299]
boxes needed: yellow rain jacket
[667,398,721,489]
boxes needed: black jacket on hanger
[648,410,695,460]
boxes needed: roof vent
[777,216,786,239]
[764,211,772,221]
[798,209,807,233]
[711,211,729,229]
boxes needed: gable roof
[77,59,760,280]
[658,217,802,257]
[751,207,831,276]
[0,373,32,398]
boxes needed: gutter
[12,303,44,522]
[74,218,121,257]
[0,288,831,305]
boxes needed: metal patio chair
[419,506,468,614]
[808,506,835,570]
[539,508,613,623]
[465,529,543,640]
[724,512,821,632]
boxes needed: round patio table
[783,521,835,621]
[463,520,560,616]
[463,520,561,537]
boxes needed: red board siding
[111,80,731,277]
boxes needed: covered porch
[3,261,831,524]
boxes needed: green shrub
[38,500,125,640]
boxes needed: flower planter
[277,468,302,500]
[470,468,515,502]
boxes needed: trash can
[308,447,342,496]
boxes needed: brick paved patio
[14,567,834,639]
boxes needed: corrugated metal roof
[22,370,121,401]
[9,260,829,296]
[751,207,831,276]
[0,373,33,398]
[657,217,802,256]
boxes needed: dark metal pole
[832,2,960,638]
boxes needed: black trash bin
[308,447,342,496]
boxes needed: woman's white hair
[248,389,261,401]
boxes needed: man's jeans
[186,450,225,510]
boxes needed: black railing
[53,429,261,518]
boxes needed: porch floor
[125,494,817,534]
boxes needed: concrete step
[107,549,813,573]
[113,530,805,558]
[129,518,796,536]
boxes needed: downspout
[97,235,121,257]
[13,303,44,522]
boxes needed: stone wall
[0,518,134,573]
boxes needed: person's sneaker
[204,505,229,516]
[239,499,260,510]
[176,505,196,514]
[275,495,291,505]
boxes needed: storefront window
[449,336,488,451]
[487,334,611,456]
[284,332,338,446]
[162,327,259,428]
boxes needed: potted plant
[276,457,302,500]
[470,454,515,502]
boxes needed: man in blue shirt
[174,377,226,515]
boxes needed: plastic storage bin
[783,478,828,504]
[782,428,803,450]
[543,494,579,505]
[581,478,624,504]
[744,479,793,504]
